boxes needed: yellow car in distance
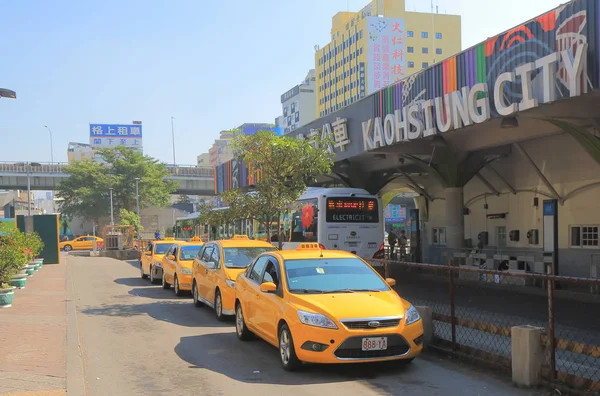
[161,241,204,296]
[233,243,424,371]
[60,236,103,252]
[192,235,277,321]
[140,238,176,284]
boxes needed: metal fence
[370,259,600,394]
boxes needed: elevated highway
[0,162,215,195]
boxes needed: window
[284,258,390,294]
[432,227,446,245]
[201,245,214,261]
[262,259,281,289]
[249,256,269,283]
[154,243,172,255]
[496,226,507,248]
[422,62,429,68]
[210,246,220,267]
[421,32,429,38]
[222,247,276,268]
[290,199,319,242]
[436,32,443,39]
[407,46,414,53]
[436,48,443,55]
[407,31,414,37]
[422,47,428,54]
[570,225,599,248]
[408,61,415,68]
[180,245,201,260]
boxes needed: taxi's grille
[341,318,401,330]
[334,334,410,359]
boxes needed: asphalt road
[67,256,549,396]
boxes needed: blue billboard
[89,124,143,138]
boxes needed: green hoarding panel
[16,214,60,264]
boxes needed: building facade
[67,142,95,163]
[281,70,317,134]
[196,153,211,168]
[315,0,461,117]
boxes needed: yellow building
[315,0,461,117]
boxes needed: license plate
[361,337,387,351]
[348,242,358,247]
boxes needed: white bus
[280,187,384,258]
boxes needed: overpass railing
[0,162,214,178]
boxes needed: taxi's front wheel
[279,324,301,371]
[235,303,253,341]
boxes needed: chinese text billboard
[366,17,406,94]
[89,124,143,149]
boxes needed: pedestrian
[388,230,397,260]
[398,230,408,259]
[154,230,162,240]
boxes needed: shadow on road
[174,333,416,386]
[81,299,232,328]
[127,287,190,300]
[115,277,148,287]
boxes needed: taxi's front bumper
[290,318,423,364]
[176,273,193,291]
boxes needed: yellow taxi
[191,235,277,321]
[140,238,177,284]
[161,240,204,296]
[233,243,423,371]
[59,235,104,252]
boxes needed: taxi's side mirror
[259,282,277,293]
[205,261,216,270]
[385,278,396,287]
[167,255,175,261]
[145,251,152,256]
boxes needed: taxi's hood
[179,260,193,269]
[290,290,409,320]
[154,254,166,262]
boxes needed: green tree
[119,208,144,236]
[56,146,178,222]
[225,129,335,246]
[176,195,191,204]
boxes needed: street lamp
[109,188,114,225]
[171,117,176,166]
[134,178,140,217]
[44,125,55,164]
[15,162,42,216]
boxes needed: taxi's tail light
[319,244,326,250]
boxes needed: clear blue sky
[0,0,563,165]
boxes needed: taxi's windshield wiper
[289,288,325,294]
[323,288,381,293]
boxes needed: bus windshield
[325,197,379,223]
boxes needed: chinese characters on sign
[359,62,366,98]
[89,124,143,150]
[89,124,143,138]
[366,17,407,94]
[296,118,352,153]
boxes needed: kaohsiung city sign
[362,45,588,150]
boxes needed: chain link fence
[369,259,600,394]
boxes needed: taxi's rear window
[223,247,276,268]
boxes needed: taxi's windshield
[154,243,172,255]
[223,247,276,268]
[180,245,202,260]
[284,258,390,294]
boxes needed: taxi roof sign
[231,235,250,240]
[190,236,203,242]
[296,243,323,250]
[163,237,176,241]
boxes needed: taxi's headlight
[405,305,421,325]
[225,280,235,288]
[180,268,192,275]
[297,310,338,329]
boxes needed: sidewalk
[0,258,67,396]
